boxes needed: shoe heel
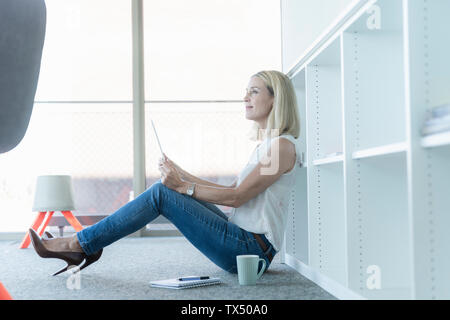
[53,261,86,276]
[52,264,70,276]
[79,249,103,271]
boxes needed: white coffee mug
[236,255,266,285]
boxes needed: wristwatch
[186,183,195,196]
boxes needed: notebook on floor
[150,276,222,290]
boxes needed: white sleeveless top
[228,134,301,251]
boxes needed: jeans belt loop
[252,233,273,262]
[264,244,273,256]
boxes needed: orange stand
[0,282,12,300]
[19,210,83,249]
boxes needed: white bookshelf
[404,0,450,300]
[284,69,309,265]
[351,142,407,159]
[305,37,348,288]
[309,160,347,287]
[312,155,344,166]
[292,69,308,167]
[306,37,343,163]
[281,0,450,299]
[285,168,309,264]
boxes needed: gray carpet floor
[0,236,336,300]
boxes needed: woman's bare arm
[178,138,295,208]
[164,157,237,188]
[182,171,237,188]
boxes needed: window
[0,0,281,232]
[143,0,281,100]
[143,0,281,213]
[0,1,132,232]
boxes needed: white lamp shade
[32,175,76,212]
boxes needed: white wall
[281,0,356,72]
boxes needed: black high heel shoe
[52,249,103,276]
[28,228,103,276]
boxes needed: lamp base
[19,211,83,249]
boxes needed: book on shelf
[430,103,450,118]
[421,114,450,136]
[421,123,450,136]
[423,113,450,126]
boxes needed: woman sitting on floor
[29,70,301,275]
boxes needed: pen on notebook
[178,276,210,281]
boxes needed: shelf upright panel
[284,70,309,264]
[292,69,308,168]
[285,168,309,265]
[306,38,343,162]
[404,0,450,299]
[308,161,347,286]
[306,37,347,286]
[342,0,412,299]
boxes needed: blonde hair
[247,70,300,141]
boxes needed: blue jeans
[77,180,277,274]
